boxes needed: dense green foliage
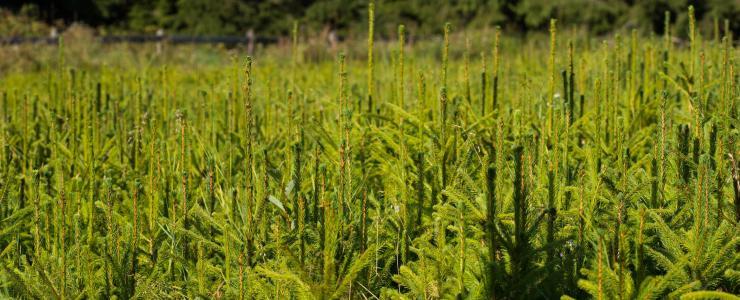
[1,4,739,299]
[2,0,740,36]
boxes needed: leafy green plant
[0,4,737,300]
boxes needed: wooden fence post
[156,28,164,55]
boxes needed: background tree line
[1,0,738,39]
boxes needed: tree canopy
[2,0,738,37]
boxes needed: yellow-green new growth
[443,22,451,88]
[492,26,501,112]
[367,2,375,113]
[291,21,298,86]
[399,24,405,108]
[688,5,696,81]
[548,19,557,140]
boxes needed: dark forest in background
[1,0,739,38]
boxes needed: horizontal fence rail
[5,33,714,48]
[0,36,59,44]
[0,35,282,46]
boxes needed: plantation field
[0,6,739,299]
